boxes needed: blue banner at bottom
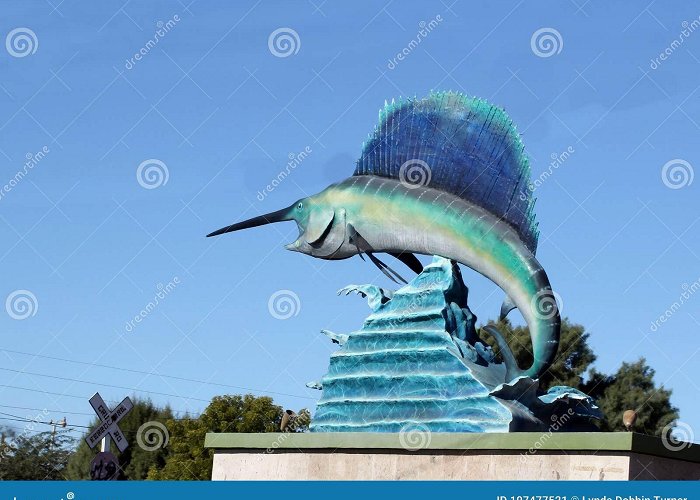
[0,481,698,500]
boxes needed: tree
[148,394,283,480]
[582,359,678,436]
[0,429,74,480]
[481,317,678,436]
[65,398,173,480]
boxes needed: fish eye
[297,202,303,210]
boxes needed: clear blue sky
[1,1,699,441]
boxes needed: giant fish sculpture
[208,91,560,382]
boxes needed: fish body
[285,175,559,379]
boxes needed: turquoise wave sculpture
[309,257,601,433]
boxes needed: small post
[50,417,66,448]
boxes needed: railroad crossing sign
[85,392,133,452]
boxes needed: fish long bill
[206,207,291,237]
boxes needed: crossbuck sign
[85,392,133,452]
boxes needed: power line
[0,411,92,429]
[0,422,66,435]
[0,384,197,416]
[0,383,88,401]
[0,347,314,400]
[0,404,93,416]
[0,366,211,403]
[0,409,202,428]
[0,412,91,441]
[0,423,83,438]
[0,416,90,430]
[0,412,199,438]
[0,417,87,437]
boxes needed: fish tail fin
[523,308,561,380]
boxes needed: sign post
[85,392,133,480]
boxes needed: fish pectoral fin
[499,295,518,320]
[347,223,370,255]
[389,251,423,274]
[347,224,407,285]
[367,252,408,285]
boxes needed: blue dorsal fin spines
[354,91,539,252]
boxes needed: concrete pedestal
[204,432,700,480]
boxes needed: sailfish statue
[208,91,560,382]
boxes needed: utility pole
[49,417,66,448]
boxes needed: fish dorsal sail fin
[354,91,539,252]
